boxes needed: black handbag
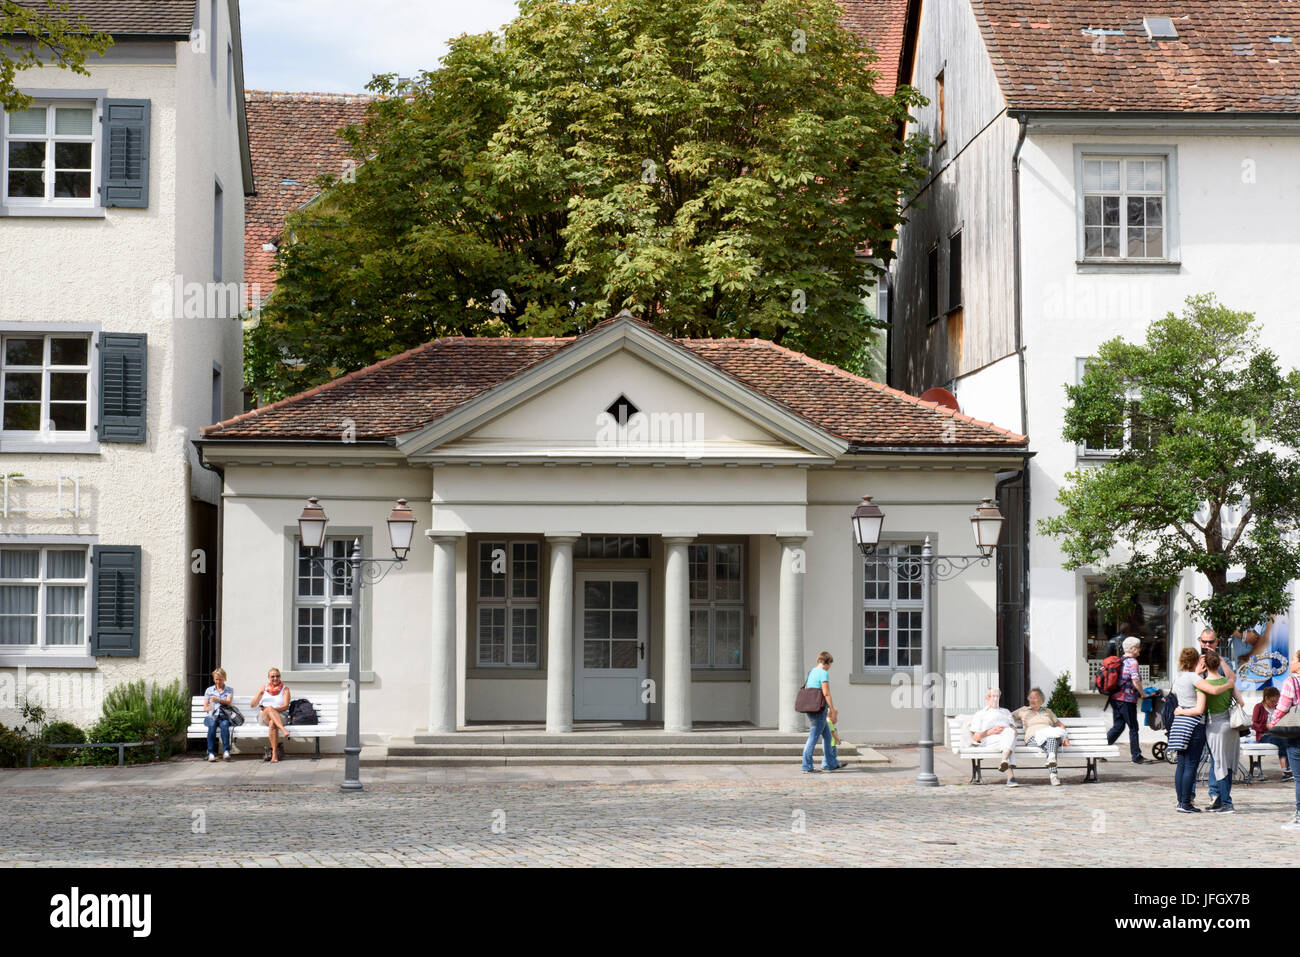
[218,703,245,727]
[794,672,826,714]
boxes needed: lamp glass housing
[387,498,416,560]
[298,497,329,550]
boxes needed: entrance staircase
[364,723,885,767]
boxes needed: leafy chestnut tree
[1,1,111,113]
[245,0,928,399]
[1040,294,1300,638]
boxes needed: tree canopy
[1,1,111,113]
[1040,294,1300,637]
[245,0,928,400]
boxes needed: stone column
[777,532,812,734]
[545,533,580,733]
[662,535,696,733]
[425,530,464,734]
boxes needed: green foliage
[147,680,189,740]
[245,0,929,400]
[41,721,85,746]
[102,679,150,736]
[1040,294,1300,636]
[1046,672,1080,718]
[0,723,26,767]
[0,2,112,113]
[80,712,147,765]
[77,679,189,763]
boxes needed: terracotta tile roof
[202,324,1027,450]
[243,91,375,300]
[971,0,1300,111]
[837,0,911,94]
[6,0,196,36]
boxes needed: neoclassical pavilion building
[198,315,1028,745]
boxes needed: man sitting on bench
[969,688,1020,788]
[1013,687,1071,787]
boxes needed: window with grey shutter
[98,333,147,443]
[90,545,141,657]
[100,99,150,208]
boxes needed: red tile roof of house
[971,0,1300,111]
[837,0,911,94]
[202,321,1027,450]
[244,91,374,300]
[6,0,196,36]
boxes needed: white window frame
[861,542,925,671]
[476,539,541,668]
[0,328,98,452]
[1074,145,1179,265]
[0,545,90,653]
[688,542,745,670]
[293,538,354,669]
[1074,357,1144,459]
[1,98,101,210]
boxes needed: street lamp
[298,497,414,792]
[850,495,1005,786]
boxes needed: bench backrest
[190,692,342,727]
[948,715,1111,749]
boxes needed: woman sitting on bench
[1012,687,1071,786]
[251,667,292,763]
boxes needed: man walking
[969,688,1020,787]
[1106,636,1148,764]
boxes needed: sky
[240,0,520,94]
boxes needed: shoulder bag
[794,671,826,714]
[1268,677,1300,738]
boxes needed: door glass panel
[611,641,638,668]
[612,580,637,609]
[584,581,610,609]
[690,608,709,665]
[611,610,637,640]
[583,640,609,668]
[583,610,609,641]
[715,608,742,667]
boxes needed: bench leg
[313,737,321,761]
[1084,758,1098,783]
[970,759,983,784]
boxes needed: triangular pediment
[398,317,845,461]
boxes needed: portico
[199,313,1029,746]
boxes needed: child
[1254,686,1292,780]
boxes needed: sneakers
[1284,770,1294,782]
[1006,777,1020,788]
[801,767,819,773]
[206,752,216,762]
[1049,770,1061,786]
[1177,804,1203,813]
[823,764,848,772]
[998,759,1010,772]
[1132,756,1149,764]
[222,750,231,761]
[1282,812,1300,830]
[1208,799,1223,812]
[1210,805,1235,814]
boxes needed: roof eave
[1008,109,1300,136]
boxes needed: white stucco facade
[203,321,1026,747]
[0,3,251,726]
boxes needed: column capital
[661,534,697,545]
[424,529,466,544]
[544,532,582,544]
[775,530,813,545]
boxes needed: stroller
[1143,687,1175,762]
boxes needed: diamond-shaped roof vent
[605,395,640,424]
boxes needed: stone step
[386,741,863,758]
[364,753,885,768]
[412,732,812,745]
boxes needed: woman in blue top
[801,651,846,772]
[203,668,234,761]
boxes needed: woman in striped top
[1266,650,1300,830]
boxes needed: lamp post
[851,496,1005,787]
[297,497,416,792]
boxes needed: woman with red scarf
[250,667,292,762]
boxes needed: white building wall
[1018,130,1300,696]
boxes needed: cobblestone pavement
[2,749,1296,866]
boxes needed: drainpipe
[1011,112,1029,437]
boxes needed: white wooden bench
[1241,738,1289,780]
[187,693,342,759]
[948,715,1120,783]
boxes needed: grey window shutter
[100,99,151,208]
[91,545,142,657]
[98,333,147,443]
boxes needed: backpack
[287,698,318,725]
[1094,655,1124,696]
